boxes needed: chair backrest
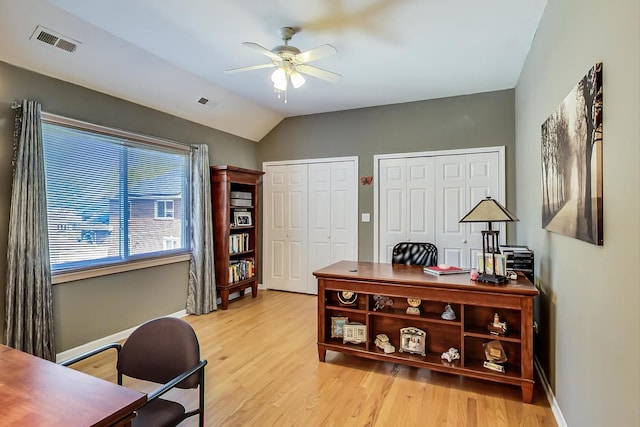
[117,317,201,389]
[391,242,438,267]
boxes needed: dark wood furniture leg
[219,289,230,310]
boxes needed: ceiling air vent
[196,97,217,109]
[30,25,79,53]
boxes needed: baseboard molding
[57,286,266,362]
[535,357,567,427]
[55,309,187,363]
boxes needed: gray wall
[0,60,259,351]
[515,0,639,425]
[258,89,517,261]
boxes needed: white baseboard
[57,286,266,362]
[55,309,187,363]
[535,357,567,427]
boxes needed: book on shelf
[228,258,255,283]
[423,265,470,275]
[476,253,507,275]
[229,233,250,253]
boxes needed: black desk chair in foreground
[60,317,207,427]
[391,242,438,267]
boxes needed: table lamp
[459,197,519,284]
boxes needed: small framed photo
[233,212,252,226]
[399,326,427,356]
[330,317,349,338]
[343,323,367,344]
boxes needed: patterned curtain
[186,144,217,314]
[5,100,55,360]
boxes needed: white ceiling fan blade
[296,64,341,83]
[293,44,337,64]
[242,42,282,61]
[225,63,276,74]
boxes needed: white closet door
[264,164,308,293]
[465,151,503,267]
[435,152,501,268]
[308,161,357,294]
[435,155,467,267]
[406,157,436,245]
[378,157,435,263]
[378,158,406,263]
[308,163,332,294]
[329,161,357,263]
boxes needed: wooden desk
[0,344,146,426]
[314,261,539,403]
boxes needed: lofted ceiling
[0,0,546,141]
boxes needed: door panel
[378,159,406,263]
[308,161,357,294]
[436,156,467,267]
[264,164,308,293]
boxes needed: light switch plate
[361,213,370,222]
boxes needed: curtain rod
[11,101,199,150]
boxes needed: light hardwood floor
[72,290,557,426]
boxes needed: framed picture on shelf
[330,316,349,338]
[343,323,366,344]
[233,212,252,227]
[399,326,426,356]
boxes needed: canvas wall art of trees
[541,62,603,245]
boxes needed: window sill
[52,253,191,285]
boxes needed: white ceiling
[0,0,546,141]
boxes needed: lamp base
[476,273,508,284]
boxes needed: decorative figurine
[374,334,395,353]
[406,298,421,315]
[373,294,394,311]
[487,312,507,335]
[440,304,456,320]
[441,347,460,363]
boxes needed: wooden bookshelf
[210,165,264,310]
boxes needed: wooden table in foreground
[314,261,540,403]
[0,344,146,426]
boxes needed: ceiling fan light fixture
[290,69,305,88]
[271,67,288,91]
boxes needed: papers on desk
[423,265,470,275]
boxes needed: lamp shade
[290,69,305,88]
[271,67,288,91]
[459,197,519,223]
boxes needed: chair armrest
[147,359,208,401]
[58,343,122,367]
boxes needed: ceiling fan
[225,27,341,97]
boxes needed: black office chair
[60,317,207,427]
[391,242,438,267]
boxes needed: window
[41,114,191,274]
[163,236,180,250]
[155,200,174,219]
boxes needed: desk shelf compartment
[463,305,521,341]
[368,315,461,358]
[463,335,522,378]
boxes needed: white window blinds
[41,118,190,273]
